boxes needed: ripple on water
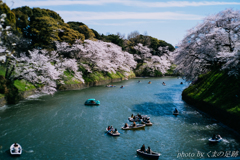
[205,123,219,130]
[0,105,8,112]
[0,78,240,160]
[26,94,46,100]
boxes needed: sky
[6,0,240,46]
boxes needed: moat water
[0,77,240,160]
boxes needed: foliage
[56,40,137,75]
[150,37,175,53]
[5,49,84,95]
[217,44,240,77]
[62,70,82,85]
[101,34,125,49]
[165,64,179,76]
[0,66,5,76]
[91,28,101,39]
[58,23,85,44]
[67,21,95,40]
[5,82,20,104]
[0,2,15,28]
[83,71,108,83]
[183,70,240,116]
[125,31,174,55]
[0,2,174,105]
[30,16,60,49]
[12,7,80,49]
[13,79,36,92]
[174,9,240,81]
[133,43,172,76]
[0,75,7,94]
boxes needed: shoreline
[0,75,176,107]
[0,76,134,107]
[182,92,240,135]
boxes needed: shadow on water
[132,102,178,116]
[154,92,174,101]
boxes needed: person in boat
[133,122,137,127]
[13,143,19,153]
[141,144,145,152]
[108,126,111,130]
[114,128,118,133]
[146,146,152,154]
[146,118,151,123]
[110,126,114,131]
[216,135,221,139]
[133,116,136,120]
[131,114,133,118]
[174,108,178,113]
[212,134,216,140]
[138,114,142,119]
[124,123,128,128]
[91,100,96,104]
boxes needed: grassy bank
[63,70,134,85]
[182,70,240,133]
[183,70,240,116]
[134,63,179,77]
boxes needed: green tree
[102,34,125,49]
[58,23,85,44]
[68,21,95,40]
[0,1,16,28]
[30,16,60,49]
[12,7,68,49]
[91,28,101,40]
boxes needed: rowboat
[106,128,120,136]
[106,85,116,87]
[141,120,153,126]
[121,124,145,130]
[128,117,141,122]
[208,137,222,143]
[128,115,149,122]
[173,111,179,115]
[136,149,161,159]
[84,99,100,105]
[10,143,22,156]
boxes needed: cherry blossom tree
[174,9,240,81]
[6,49,84,94]
[55,40,137,76]
[133,43,172,76]
[217,43,240,76]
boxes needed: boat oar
[105,129,111,135]
[23,149,34,153]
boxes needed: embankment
[182,70,240,133]
[0,71,135,107]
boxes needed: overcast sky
[7,0,240,46]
